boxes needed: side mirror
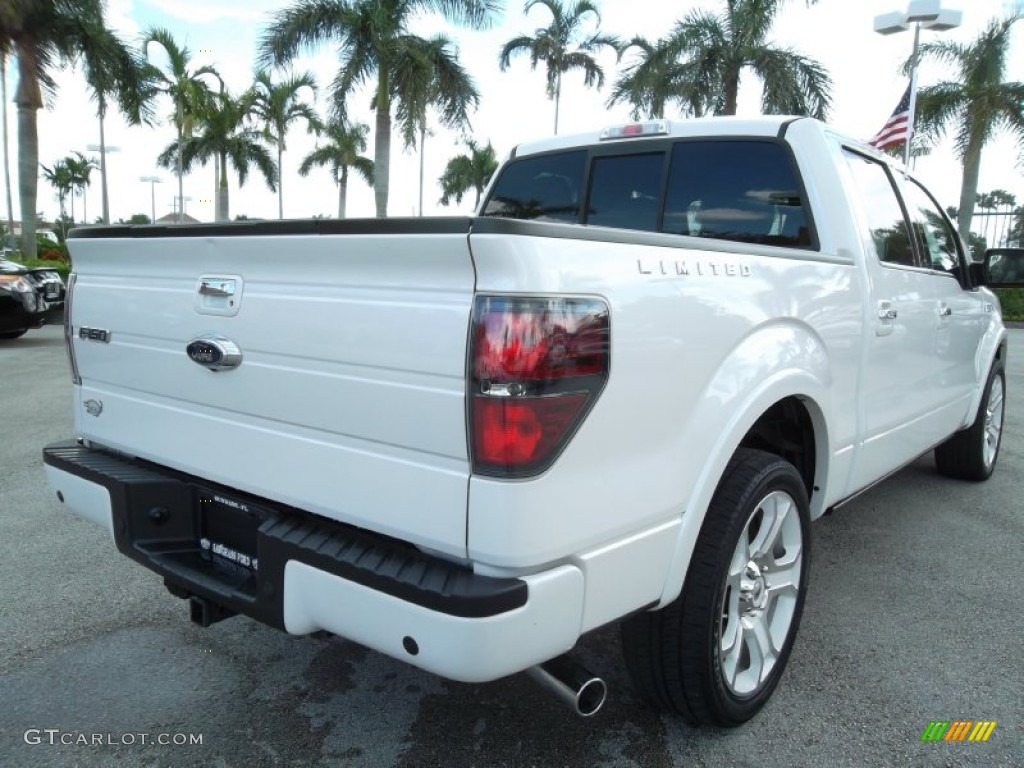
[978,248,1024,288]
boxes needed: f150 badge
[186,335,243,371]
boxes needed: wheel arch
[966,324,1007,424]
[656,323,836,608]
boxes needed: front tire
[621,448,811,726]
[934,358,1005,481]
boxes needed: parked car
[0,255,65,339]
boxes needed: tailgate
[66,220,475,558]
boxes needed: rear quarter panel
[467,222,864,576]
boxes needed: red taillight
[469,296,609,477]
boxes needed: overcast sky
[3,0,1023,225]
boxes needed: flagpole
[905,21,921,168]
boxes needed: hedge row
[994,288,1024,321]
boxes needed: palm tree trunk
[69,185,75,225]
[418,124,425,217]
[1,53,15,246]
[554,69,562,134]
[15,77,40,259]
[723,73,739,116]
[277,142,284,219]
[957,140,983,238]
[218,150,229,221]
[339,166,348,220]
[373,83,391,218]
[176,98,184,224]
[214,153,220,221]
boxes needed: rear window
[481,139,813,248]
[586,153,663,232]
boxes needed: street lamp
[173,195,193,222]
[85,143,120,224]
[874,0,962,167]
[139,176,162,223]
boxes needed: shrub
[13,257,72,282]
[994,288,1024,321]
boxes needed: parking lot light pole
[873,0,962,167]
[139,176,162,223]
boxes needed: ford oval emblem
[187,335,242,371]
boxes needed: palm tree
[67,152,98,224]
[298,119,374,219]
[1,45,14,246]
[259,0,501,218]
[142,27,222,223]
[915,16,1024,237]
[80,19,152,224]
[659,0,832,119]
[394,35,479,216]
[998,192,1018,247]
[2,0,138,258]
[499,0,619,134]
[438,138,498,209]
[157,89,277,221]
[1008,206,1024,248]
[608,35,718,119]
[250,69,321,219]
[975,190,998,244]
[41,159,74,236]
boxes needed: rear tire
[621,448,811,726]
[0,330,27,339]
[934,359,1005,481]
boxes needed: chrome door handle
[199,279,236,297]
[939,305,952,317]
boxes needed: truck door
[894,173,989,413]
[841,148,955,488]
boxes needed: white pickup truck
[44,116,1018,725]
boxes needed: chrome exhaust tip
[528,656,607,717]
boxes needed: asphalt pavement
[1,324,1022,767]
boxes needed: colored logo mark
[920,721,997,742]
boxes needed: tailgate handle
[199,279,236,297]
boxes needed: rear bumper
[43,440,585,682]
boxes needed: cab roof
[512,115,814,157]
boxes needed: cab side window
[663,141,812,248]
[842,150,917,267]
[481,150,586,222]
[899,178,962,273]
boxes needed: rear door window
[663,141,813,247]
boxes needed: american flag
[868,85,911,150]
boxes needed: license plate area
[196,488,266,579]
